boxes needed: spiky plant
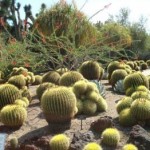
[130,98,150,120]
[49,134,70,150]
[114,80,125,94]
[14,99,27,107]
[83,142,103,150]
[119,108,136,127]
[82,100,97,115]
[56,68,68,75]
[32,75,42,85]
[0,104,27,127]
[41,87,77,124]
[136,85,149,92]
[125,87,136,96]
[59,71,84,86]
[42,71,61,85]
[79,61,103,80]
[20,86,32,102]
[124,72,149,91]
[116,97,133,114]
[9,137,18,149]
[101,128,120,146]
[21,97,29,107]
[76,99,83,115]
[8,74,26,89]
[0,84,21,109]
[27,72,35,84]
[122,144,138,150]
[110,69,128,87]
[131,91,150,101]
[146,60,150,67]
[36,82,56,100]
[140,62,148,70]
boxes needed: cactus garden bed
[2,80,131,150]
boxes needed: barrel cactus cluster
[72,79,107,115]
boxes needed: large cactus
[79,61,103,80]
[41,87,77,124]
[0,104,27,127]
[83,142,103,150]
[0,84,21,109]
[8,74,26,89]
[124,72,149,91]
[59,71,84,86]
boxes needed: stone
[128,125,150,150]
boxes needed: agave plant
[89,80,106,98]
[113,80,125,94]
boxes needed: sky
[17,0,150,32]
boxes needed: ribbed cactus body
[122,144,138,150]
[8,75,26,89]
[79,61,103,80]
[119,108,136,127]
[41,87,76,123]
[83,100,97,115]
[76,99,83,114]
[32,75,42,85]
[116,97,133,114]
[83,142,102,150]
[130,98,150,120]
[42,71,60,84]
[59,71,84,86]
[110,69,128,87]
[15,99,27,107]
[49,134,70,150]
[131,91,150,101]
[10,137,18,149]
[141,62,148,70]
[124,72,149,91]
[96,96,108,112]
[0,104,27,127]
[0,84,21,109]
[56,68,68,75]
[20,87,31,102]
[36,82,56,100]
[101,128,120,146]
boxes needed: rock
[90,116,114,133]
[70,131,95,150]
[128,125,150,150]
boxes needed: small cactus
[83,142,103,150]
[9,136,18,149]
[130,98,150,120]
[49,134,70,150]
[116,97,133,114]
[119,108,136,127]
[131,91,150,101]
[59,71,84,86]
[0,84,21,109]
[0,104,27,127]
[122,143,138,150]
[42,71,60,85]
[101,128,120,146]
[15,99,27,107]
[32,75,42,85]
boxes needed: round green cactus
[140,62,148,70]
[79,61,103,80]
[130,98,150,120]
[8,74,26,89]
[36,82,56,100]
[9,137,18,149]
[116,97,133,114]
[124,72,149,91]
[49,134,70,150]
[56,68,68,75]
[20,86,32,102]
[122,144,138,150]
[59,71,84,86]
[83,142,102,150]
[96,96,108,112]
[41,87,77,124]
[119,108,136,127]
[42,71,61,85]
[101,128,120,146]
[82,100,97,115]
[125,87,136,96]
[32,75,42,85]
[85,91,100,103]
[20,97,29,107]
[110,69,128,87]
[0,104,27,127]
[131,91,150,101]
[146,60,150,66]
[136,85,149,92]
[14,99,27,107]
[73,80,88,96]
[0,84,21,109]
[76,99,83,115]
